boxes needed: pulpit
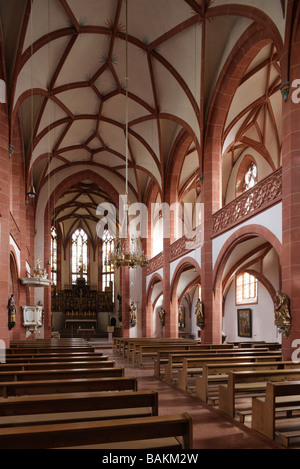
[22,305,43,333]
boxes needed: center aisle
[95,345,282,450]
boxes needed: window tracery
[51,226,57,286]
[236,272,258,305]
[102,229,114,295]
[71,228,88,284]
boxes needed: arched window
[236,272,258,305]
[236,156,258,197]
[51,226,58,285]
[244,162,258,191]
[102,229,114,295]
[71,228,88,284]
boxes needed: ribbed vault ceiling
[0,0,286,239]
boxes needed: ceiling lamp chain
[26,0,36,200]
[107,0,148,269]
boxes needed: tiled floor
[96,345,283,450]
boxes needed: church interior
[0,0,300,451]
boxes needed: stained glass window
[71,228,88,284]
[236,272,257,305]
[51,226,57,285]
[102,229,114,295]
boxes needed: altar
[51,277,113,337]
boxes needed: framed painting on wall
[237,308,252,338]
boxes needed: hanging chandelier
[107,0,148,269]
[108,235,148,269]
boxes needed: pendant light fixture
[107,0,148,269]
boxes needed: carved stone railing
[146,252,164,275]
[146,225,203,275]
[212,168,282,236]
[170,225,203,262]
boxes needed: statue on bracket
[8,294,16,330]
[178,307,185,328]
[274,291,291,338]
[129,301,137,327]
[158,307,165,327]
[195,298,204,328]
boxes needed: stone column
[200,137,223,344]
[281,21,300,360]
[0,89,10,346]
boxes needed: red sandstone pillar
[0,91,10,347]
[141,239,152,336]
[121,265,130,337]
[281,23,300,360]
[201,137,223,344]
[43,205,52,338]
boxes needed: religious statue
[159,308,165,327]
[274,291,291,338]
[129,301,137,327]
[8,294,16,330]
[195,298,204,328]
[178,307,184,328]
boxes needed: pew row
[163,349,282,383]
[132,343,234,366]
[176,356,284,394]
[219,368,300,418]
[0,360,115,371]
[6,347,95,355]
[9,339,91,348]
[195,361,300,404]
[153,346,246,378]
[114,337,199,358]
[3,353,106,363]
[0,376,138,398]
[0,367,124,383]
[0,413,193,449]
[252,381,300,445]
[134,345,204,368]
[0,390,159,427]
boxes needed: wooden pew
[252,381,300,445]
[0,389,158,417]
[163,349,282,383]
[153,344,236,377]
[116,337,198,359]
[4,352,105,362]
[0,360,115,371]
[0,376,138,398]
[228,342,281,350]
[177,356,283,394]
[218,368,300,418]
[134,344,204,368]
[195,361,300,404]
[0,367,124,383]
[6,347,94,355]
[0,390,159,427]
[10,339,89,347]
[125,338,199,361]
[0,413,193,449]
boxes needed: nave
[98,343,282,450]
